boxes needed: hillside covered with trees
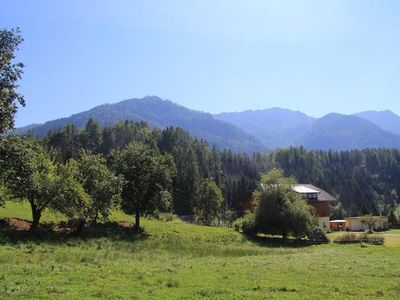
[7,118,400,223]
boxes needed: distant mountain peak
[355,110,400,136]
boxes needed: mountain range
[16,96,400,152]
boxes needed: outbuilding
[345,216,389,231]
[330,219,346,231]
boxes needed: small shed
[329,220,346,231]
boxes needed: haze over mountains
[17,96,400,152]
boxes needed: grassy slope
[1,201,400,299]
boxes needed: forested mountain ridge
[16,96,267,153]
[17,96,400,151]
[296,113,400,150]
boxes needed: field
[1,202,400,299]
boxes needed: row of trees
[0,137,175,232]
[0,135,228,232]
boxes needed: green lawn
[1,201,400,299]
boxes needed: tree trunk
[29,202,42,233]
[134,211,140,231]
[90,212,99,226]
[73,219,86,237]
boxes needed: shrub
[151,210,177,222]
[233,213,257,235]
[306,228,329,243]
[334,233,384,245]
[160,213,177,222]
[233,218,243,232]
[220,209,238,227]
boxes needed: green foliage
[389,204,400,227]
[152,211,178,222]
[233,212,257,235]
[171,144,201,215]
[196,179,224,225]
[360,215,380,233]
[45,124,80,162]
[0,137,55,230]
[252,169,317,239]
[76,151,122,223]
[0,184,8,207]
[52,159,92,221]
[334,233,385,245]
[30,119,400,219]
[306,228,328,243]
[112,142,176,230]
[80,119,102,153]
[0,28,25,134]
[0,137,90,231]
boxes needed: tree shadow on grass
[0,218,149,245]
[244,234,325,248]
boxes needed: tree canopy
[112,142,176,230]
[76,151,122,224]
[251,169,316,239]
[0,28,25,134]
[196,179,224,225]
[43,120,400,220]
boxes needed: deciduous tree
[0,28,25,134]
[0,137,89,232]
[253,169,316,239]
[76,151,122,225]
[0,137,46,231]
[112,143,176,230]
[360,215,379,233]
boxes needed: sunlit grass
[1,201,400,299]
[0,200,67,223]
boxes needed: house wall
[311,202,330,217]
[346,219,367,231]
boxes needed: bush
[233,213,257,235]
[306,228,329,243]
[233,218,243,232]
[151,210,177,222]
[334,233,384,245]
[221,209,238,227]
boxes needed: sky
[2,0,400,127]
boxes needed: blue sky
[2,0,400,127]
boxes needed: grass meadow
[1,201,400,299]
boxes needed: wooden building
[330,220,346,231]
[291,184,336,232]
